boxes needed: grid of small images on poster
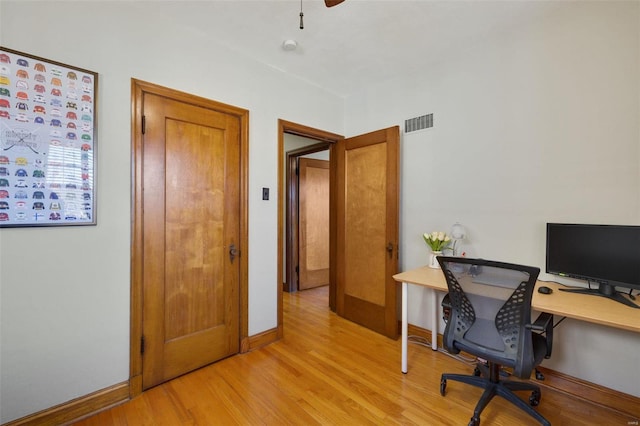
[0,47,97,227]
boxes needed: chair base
[440,363,550,426]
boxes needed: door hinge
[141,115,146,134]
[141,336,145,354]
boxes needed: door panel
[344,143,387,305]
[142,92,240,389]
[299,158,330,290]
[335,126,399,339]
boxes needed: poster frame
[0,47,98,228]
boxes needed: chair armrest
[527,312,554,358]
[527,312,553,332]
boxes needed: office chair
[436,256,553,426]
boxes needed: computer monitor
[546,223,640,309]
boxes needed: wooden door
[140,90,241,389]
[335,127,399,339]
[298,158,330,290]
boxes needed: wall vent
[405,113,433,133]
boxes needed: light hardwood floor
[74,286,634,425]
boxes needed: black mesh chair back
[437,256,552,426]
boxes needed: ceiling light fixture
[282,39,298,51]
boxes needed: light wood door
[298,158,330,290]
[335,126,399,339]
[141,91,240,389]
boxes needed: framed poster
[0,47,97,227]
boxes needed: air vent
[405,113,433,133]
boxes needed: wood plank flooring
[74,286,635,425]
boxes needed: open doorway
[284,140,330,293]
[277,121,399,339]
[277,120,343,334]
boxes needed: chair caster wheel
[529,389,541,406]
[468,416,480,426]
[440,378,447,396]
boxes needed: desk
[393,266,640,373]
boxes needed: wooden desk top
[393,266,640,334]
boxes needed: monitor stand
[559,282,640,309]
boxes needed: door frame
[277,119,343,335]
[130,79,249,397]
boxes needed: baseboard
[534,366,640,419]
[240,326,280,353]
[407,323,444,348]
[3,381,129,426]
[10,324,636,424]
[406,323,640,419]
[8,328,281,425]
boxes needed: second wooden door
[298,158,330,290]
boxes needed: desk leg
[402,281,408,374]
[431,288,438,351]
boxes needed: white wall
[0,1,343,422]
[345,1,640,396]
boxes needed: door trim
[278,120,343,335]
[130,79,249,397]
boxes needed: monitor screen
[546,223,640,292]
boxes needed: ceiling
[137,0,563,97]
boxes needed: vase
[429,251,442,269]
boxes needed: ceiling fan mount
[300,0,345,30]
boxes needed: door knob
[229,244,238,263]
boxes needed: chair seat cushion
[453,330,548,378]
